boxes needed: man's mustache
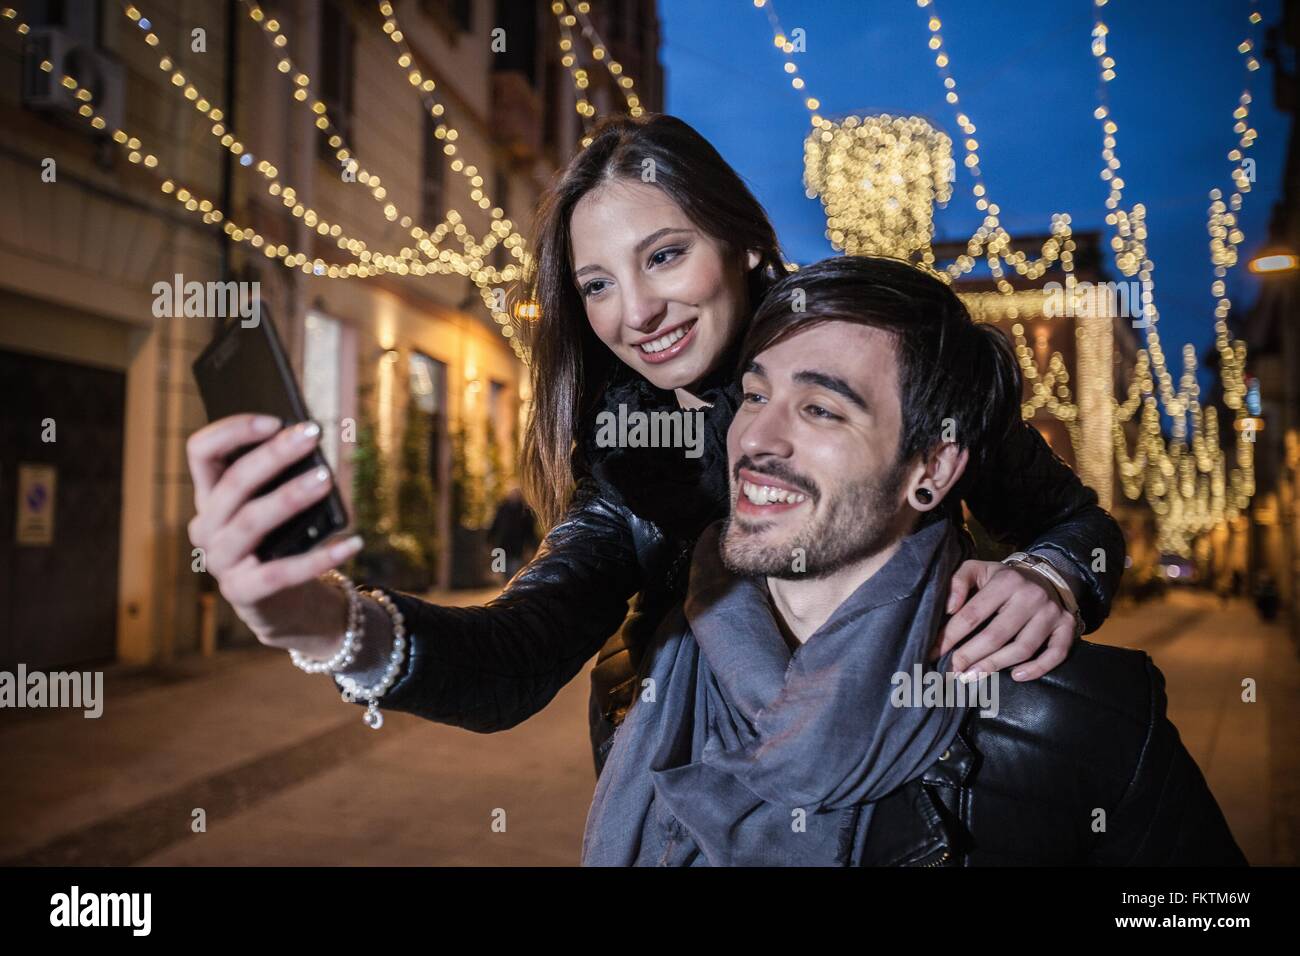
[731,456,820,500]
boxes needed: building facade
[1240,0,1300,639]
[933,232,1151,577]
[0,0,663,669]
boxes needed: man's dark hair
[739,255,1022,469]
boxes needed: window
[542,52,562,151]
[422,108,447,227]
[486,380,507,500]
[420,0,473,37]
[318,0,355,163]
[25,0,101,46]
[409,352,448,497]
[609,0,625,44]
[409,353,447,417]
[488,380,505,425]
[491,0,537,84]
[302,312,344,471]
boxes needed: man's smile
[735,467,813,518]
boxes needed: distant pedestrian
[488,485,539,581]
[1256,573,1280,622]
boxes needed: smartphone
[192,311,348,563]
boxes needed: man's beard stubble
[720,458,910,580]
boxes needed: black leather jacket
[859,641,1246,865]
[348,362,1127,774]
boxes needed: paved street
[1,588,1296,865]
[1091,590,1300,865]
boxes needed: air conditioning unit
[21,27,125,134]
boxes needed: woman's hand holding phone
[185,413,364,659]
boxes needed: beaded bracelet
[336,587,408,730]
[290,569,362,673]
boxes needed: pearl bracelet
[336,587,408,730]
[290,569,362,674]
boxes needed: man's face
[722,321,913,578]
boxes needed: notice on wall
[16,463,56,546]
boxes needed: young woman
[186,113,1125,772]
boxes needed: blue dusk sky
[659,0,1289,358]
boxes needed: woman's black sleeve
[339,477,642,732]
[958,417,1126,633]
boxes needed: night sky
[660,0,1289,360]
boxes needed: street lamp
[1248,247,1300,274]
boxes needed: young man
[582,255,1246,867]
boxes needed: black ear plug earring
[915,487,933,504]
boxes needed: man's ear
[905,442,970,513]
[746,248,761,271]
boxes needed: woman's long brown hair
[518,113,787,528]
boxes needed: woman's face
[569,178,760,392]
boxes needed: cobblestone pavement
[1,588,1294,865]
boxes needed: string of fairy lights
[1096,0,1262,551]
[754,0,1265,554]
[236,0,472,273]
[2,1,546,360]
[0,5,381,279]
[938,0,1260,553]
[10,1,522,284]
[241,0,532,358]
[551,0,646,148]
[3,0,658,367]
[554,4,594,138]
[371,0,532,359]
[756,0,1082,428]
[757,0,1073,283]
[121,1,434,278]
[6,0,1269,552]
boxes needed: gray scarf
[582,517,969,866]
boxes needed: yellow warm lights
[550,0,644,150]
[802,114,953,260]
[754,0,1266,555]
[373,0,533,360]
[1090,0,1260,554]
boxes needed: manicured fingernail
[252,415,280,434]
[957,670,979,684]
[330,535,363,560]
[297,421,321,439]
[299,467,328,488]
[1012,669,1027,681]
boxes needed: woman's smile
[632,318,698,364]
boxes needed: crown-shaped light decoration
[802,114,955,260]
